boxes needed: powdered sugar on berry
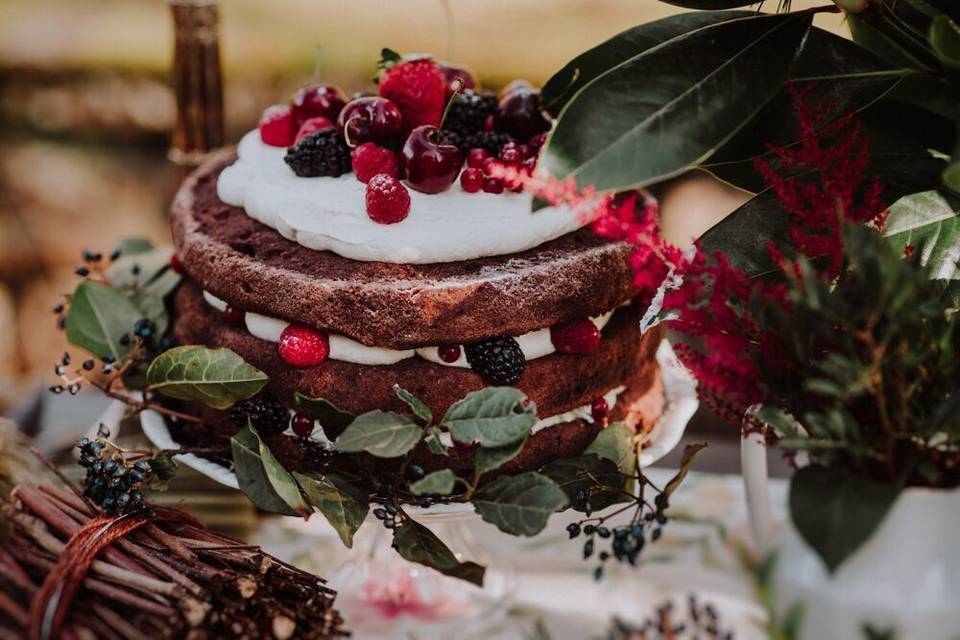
[217,130,587,263]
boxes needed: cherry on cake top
[255,50,551,223]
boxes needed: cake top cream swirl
[216,131,587,264]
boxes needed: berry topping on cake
[401,125,464,194]
[437,344,462,363]
[169,253,184,274]
[459,167,483,193]
[291,84,347,127]
[295,116,335,143]
[442,90,497,139]
[338,97,405,148]
[495,84,550,140]
[590,397,609,423]
[550,317,601,354]
[284,129,352,178]
[223,305,245,327]
[259,105,296,147]
[352,142,400,183]
[499,141,525,166]
[278,325,330,367]
[365,174,411,224]
[229,396,290,435]
[438,62,477,97]
[291,413,314,438]
[482,177,504,194]
[378,50,446,130]
[465,336,525,385]
[459,131,513,156]
[466,148,488,169]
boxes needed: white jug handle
[741,428,775,555]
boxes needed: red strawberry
[550,317,601,354]
[352,142,400,183]
[365,174,411,224]
[378,52,446,131]
[295,116,335,143]
[278,325,329,367]
[259,105,295,147]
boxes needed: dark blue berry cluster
[77,431,153,515]
[372,501,400,529]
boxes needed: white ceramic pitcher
[741,432,960,640]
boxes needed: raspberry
[442,90,497,138]
[352,142,400,183]
[279,325,330,367]
[229,396,290,435]
[284,129,352,178]
[464,337,525,385]
[438,344,462,363]
[499,142,523,166]
[591,397,609,422]
[295,116,335,143]
[379,54,446,130]
[365,174,410,224]
[292,413,314,438]
[550,318,601,354]
[259,105,295,147]
[459,168,484,193]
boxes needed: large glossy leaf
[393,519,486,586]
[884,190,960,279]
[540,12,812,194]
[474,436,528,475]
[930,15,960,68]
[294,471,369,547]
[541,454,627,512]
[849,12,938,70]
[472,472,569,536]
[442,387,535,448]
[65,281,143,363]
[789,465,899,573]
[231,423,310,517]
[333,410,421,457]
[659,0,759,7]
[145,346,268,410]
[541,10,752,115]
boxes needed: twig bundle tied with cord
[0,451,348,640]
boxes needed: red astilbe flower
[754,83,885,277]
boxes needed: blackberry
[442,90,497,138]
[229,396,290,435]
[459,131,513,156]
[284,129,352,178]
[464,336,525,385]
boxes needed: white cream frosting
[216,130,587,264]
[202,289,613,367]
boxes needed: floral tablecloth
[254,468,790,639]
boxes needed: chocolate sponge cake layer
[171,153,637,349]
[174,280,664,421]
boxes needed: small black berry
[464,336,525,385]
[284,129,352,178]
[74,266,90,277]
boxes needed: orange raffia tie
[26,506,200,640]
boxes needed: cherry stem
[342,115,363,149]
[439,78,465,130]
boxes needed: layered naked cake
[168,59,665,478]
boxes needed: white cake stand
[139,339,698,638]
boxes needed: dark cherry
[439,62,477,96]
[494,86,550,140]
[291,84,347,127]
[291,413,314,438]
[337,97,405,148]
[223,305,245,327]
[401,125,464,194]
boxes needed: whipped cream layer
[203,290,614,367]
[216,131,587,263]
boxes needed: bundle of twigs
[0,469,347,640]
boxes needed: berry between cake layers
[167,54,666,479]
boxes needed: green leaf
[393,519,486,586]
[789,465,899,573]
[442,387,535,448]
[884,190,960,279]
[65,281,144,363]
[294,471,369,547]
[409,469,456,496]
[293,393,355,434]
[394,384,432,424]
[145,346,268,410]
[231,423,309,517]
[333,410,421,457]
[541,454,627,512]
[112,237,155,256]
[849,12,938,70]
[944,162,960,194]
[423,426,448,455]
[472,472,569,536]
[930,15,960,67]
[541,10,752,115]
[541,11,812,193]
[584,422,637,474]
[474,437,527,475]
